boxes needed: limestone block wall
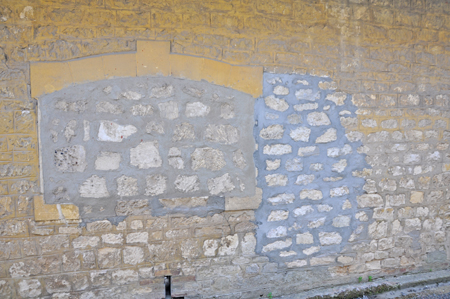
[0,0,450,298]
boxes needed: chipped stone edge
[30,41,263,99]
[277,269,450,299]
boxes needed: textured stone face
[54,145,87,173]
[191,147,226,171]
[130,141,162,169]
[98,121,137,142]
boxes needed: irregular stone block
[145,174,166,196]
[319,232,342,246]
[267,210,289,221]
[262,238,292,252]
[174,175,200,193]
[260,124,284,140]
[158,101,179,120]
[54,145,87,173]
[233,149,247,169]
[208,173,235,195]
[267,193,295,205]
[300,189,323,200]
[130,104,153,116]
[64,120,77,142]
[116,175,138,197]
[265,174,288,186]
[316,128,337,143]
[98,121,137,142]
[173,122,195,141]
[186,102,210,117]
[293,205,314,216]
[95,152,121,170]
[130,141,162,169]
[205,124,239,144]
[264,95,289,112]
[96,101,123,114]
[289,126,311,142]
[145,121,164,134]
[273,85,289,95]
[121,91,142,100]
[296,232,314,244]
[263,144,292,155]
[267,226,287,238]
[79,175,109,198]
[150,85,174,98]
[191,147,226,171]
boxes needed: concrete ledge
[277,269,450,299]
[31,40,263,99]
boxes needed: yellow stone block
[201,58,232,87]
[103,53,137,79]
[227,65,263,98]
[34,195,80,221]
[136,40,170,76]
[30,62,73,98]
[170,54,204,81]
[69,56,105,84]
[34,195,59,221]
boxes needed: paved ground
[361,281,450,299]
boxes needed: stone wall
[0,0,450,298]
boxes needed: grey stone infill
[38,75,256,217]
[276,269,450,299]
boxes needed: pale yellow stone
[69,56,105,83]
[410,191,424,204]
[30,62,73,98]
[136,41,170,76]
[103,53,137,78]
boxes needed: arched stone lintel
[30,41,263,99]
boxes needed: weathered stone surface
[79,175,109,198]
[117,175,138,197]
[73,236,100,249]
[268,210,289,221]
[160,196,208,208]
[55,100,87,113]
[173,122,195,141]
[130,141,162,169]
[130,104,153,116]
[205,124,239,144]
[123,246,144,265]
[145,174,167,196]
[226,188,262,210]
[294,205,314,216]
[332,216,351,227]
[285,157,303,171]
[298,146,319,156]
[95,152,121,170]
[98,247,121,268]
[121,91,142,100]
[265,174,288,186]
[115,200,150,216]
[307,112,331,126]
[208,173,235,195]
[102,233,123,245]
[64,120,77,142]
[289,126,311,142]
[126,232,148,244]
[18,279,41,298]
[267,226,287,238]
[158,101,179,119]
[186,102,210,117]
[264,95,289,111]
[330,186,349,197]
[300,189,323,200]
[326,92,346,105]
[112,269,138,285]
[150,85,174,98]
[266,159,281,170]
[295,174,315,185]
[54,145,86,173]
[191,147,226,171]
[98,121,137,142]
[316,128,337,143]
[357,194,383,208]
[260,124,284,140]
[262,238,292,252]
[96,101,123,114]
[263,144,292,155]
[303,246,320,255]
[233,149,247,169]
[319,232,342,246]
[218,234,239,256]
[174,175,200,193]
[296,232,314,244]
[145,121,164,134]
[274,85,289,95]
[268,193,295,205]
[220,103,234,119]
[181,239,200,259]
[203,239,219,257]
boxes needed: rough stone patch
[268,210,289,221]
[205,124,239,144]
[319,232,342,246]
[96,101,123,114]
[220,103,234,119]
[267,193,295,205]
[182,86,205,98]
[296,232,314,244]
[263,144,292,155]
[54,145,86,173]
[285,157,303,172]
[149,84,174,98]
[186,102,210,117]
[168,147,184,170]
[266,159,281,171]
[316,128,337,143]
[191,147,226,171]
[64,120,77,142]
[79,175,109,198]
[116,175,138,197]
[265,174,288,186]
[173,122,195,141]
[264,95,289,112]
[95,152,121,171]
[295,174,315,185]
[294,103,318,111]
[98,121,137,142]
[298,146,319,156]
[174,175,200,193]
[159,196,208,208]
[260,124,284,140]
[267,226,287,238]
[145,174,166,196]
[294,205,314,216]
[218,234,239,256]
[145,121,164,134]
[207,173,235,195]
[233,149,247,169]
[300,189,323,200]
[307,112,331,126]
[325,92,346,105]
[289,126,311,142]
[273,85,289,95]
[158,101,179,120]
[130,104,153,116]
[121,91,142,100]
[262,238,292,252]
[130,141,162,169]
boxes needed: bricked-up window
[38,76,256,218]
